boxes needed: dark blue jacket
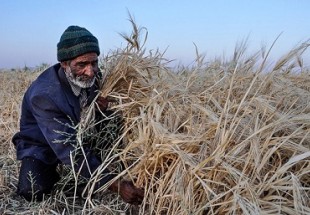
[12,63,108,179]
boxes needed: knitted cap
[57,25,100,62]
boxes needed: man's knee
[17,157,60,201]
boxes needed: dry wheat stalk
[88,35,310,214]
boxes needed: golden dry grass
[91,40,310,215]
[0,27,309,214]
[0,68,42,214]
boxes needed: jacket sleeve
[30,94,114,184]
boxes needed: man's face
[62,52,99,88]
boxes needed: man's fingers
[119,180,145,205]
[97,96,116,102]
[96,96,110,111]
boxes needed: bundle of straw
[76,20,310,214]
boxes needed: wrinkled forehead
[71,52,98,63]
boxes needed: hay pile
[92,37,310,214]
[0,23,309,214]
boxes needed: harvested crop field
[0,36,310,214]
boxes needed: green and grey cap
[57,25,100,62]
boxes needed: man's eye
[77,63,86,68]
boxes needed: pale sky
[1,0,309,69]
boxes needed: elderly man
[12,25,143,204]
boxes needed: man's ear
[60,61,68,70]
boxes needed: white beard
[65,67,95,88]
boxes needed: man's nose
[84,65,95,78]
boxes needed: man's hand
[109,180,144,205]
[96,96,109,112]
